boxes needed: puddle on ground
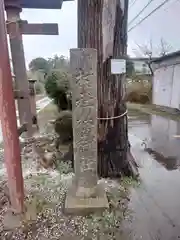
[127,110,180,239]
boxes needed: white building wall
[153,57,180,110]
[150,115,180,161]
[171,65,180,109]
[153,66,174,107]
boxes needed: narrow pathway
[0,97,51,142]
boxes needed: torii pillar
[0,0,24,213]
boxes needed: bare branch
[135,38,172,76]
[135,41,153,75]
[159,38,172,56]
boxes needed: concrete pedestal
[65,181,109,214]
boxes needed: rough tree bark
[78,0,137,177]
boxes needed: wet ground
[1,103,180,239]
[128,109,180,240]
[0,97,50,142]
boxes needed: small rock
[25,204,37,221]
[48,120,55,124]
[3,211,22,230]
[46,143,55,152]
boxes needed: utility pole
[78,0,137,177]
[0,0,24,213]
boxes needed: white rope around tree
[97,110,128,120]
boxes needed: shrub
[126,91,150,104]
[45,71,72,111]
[54,110,73,144]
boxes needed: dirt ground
[37,103,59,133]
[0,103,137,240]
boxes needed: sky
[128,0,180,56]
[17,0,180,64]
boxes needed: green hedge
[45,71,72,111]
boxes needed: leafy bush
[54,110,73,144]
[126,78,152,104]
[45,71,72,111]
[126,91,150,104]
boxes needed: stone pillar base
[65,182,109,215]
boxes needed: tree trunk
[78,0,136,177]
[78,0,103,84]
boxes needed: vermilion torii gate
[5,0,60,137]
[0,0,73,214]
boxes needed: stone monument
[65,48,109,213]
